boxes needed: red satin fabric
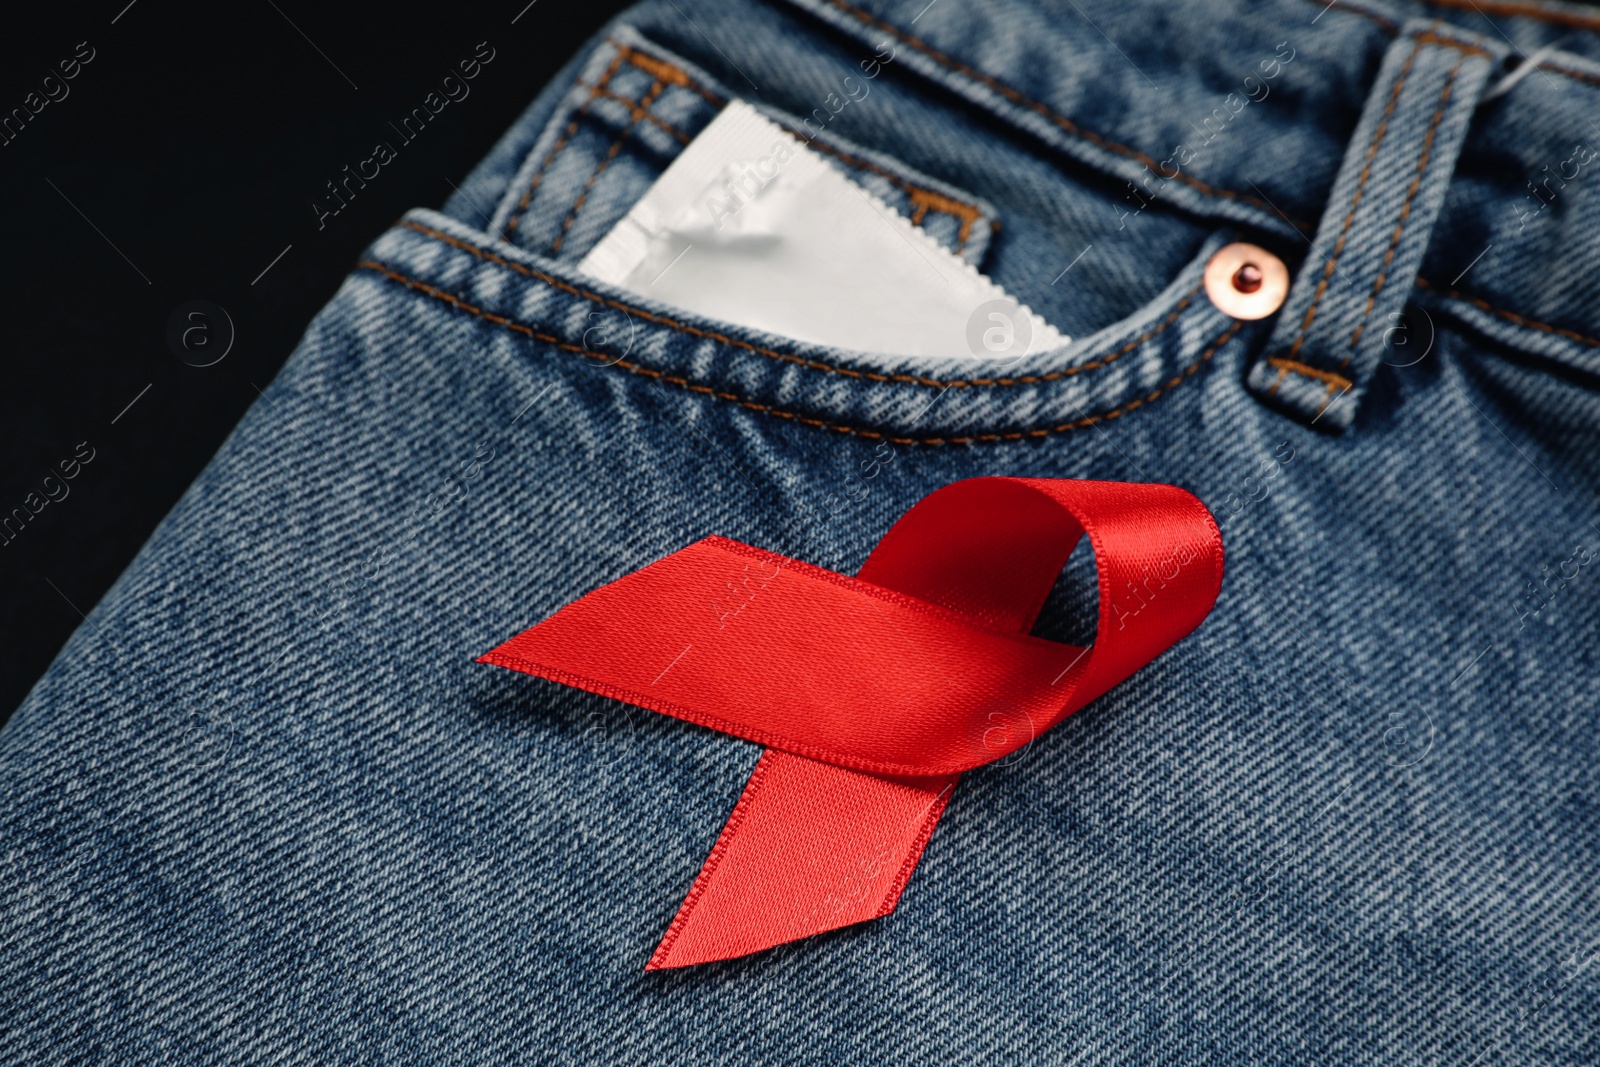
[481,478,1223,968]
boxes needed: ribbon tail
[646,750,956,970]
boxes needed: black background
[0,1,632,725]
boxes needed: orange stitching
[1265,356,1353,419]
[550,78,668,255]
[824,0,1312,230]
[776,126,990,247]
[1303,1,1600,89]
[906,187,980,249]
[799,134,976,228]
[1284,36,1424,362]
[354,258,1240,446]
[1267,362,1289,396]
[1267,356,1354,390]
[1544,62,1600,90]
[396,218,1196,389]
[1415,277,1600,349]
[589,84,693,144]
[1412,31,1495,58]
[625,50,692,88]
[627,49,720,107]
[1312,0,1600,35]
[1423,0,1600,33]
[1347,57,1464,357]
[504,45,632,238]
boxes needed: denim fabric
[5,0,1600,1063]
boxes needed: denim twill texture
[4,0,1600,1063]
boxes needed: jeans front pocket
[362,209,1257,449]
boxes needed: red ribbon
[481,477,1223,968]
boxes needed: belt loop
[1248,21,1504,430]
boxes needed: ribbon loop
[481,477,1223,967]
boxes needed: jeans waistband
[781,0,1600,421]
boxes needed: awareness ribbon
[481,477,1223,968]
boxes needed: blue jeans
[6,0,1600,1062]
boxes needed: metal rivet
[1203,242,1288,320]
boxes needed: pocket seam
[356,251,1241,446]
[1415,277,1600,351]
[396,218,1194,389]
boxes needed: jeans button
[1203,242,1288,320]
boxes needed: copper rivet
[1203,242,1289,320]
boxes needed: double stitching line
[1417,0,1600,34]
[1415,277,1600,349]
[1266,357,1352,392]
[546,46,711,255]
[504,45,633,238]
[549,76,671,255]
[629,49,721,107]
[1319,0,1600,36]
[1282,35,1425,364]
[1346,55,1466,357]
[1411,30,1494,58]
[1265,356,1354,419]
[354,247,1240,446]
[587,84,694,144]
[393,219,1194,390]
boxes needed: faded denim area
[5,0,1600,1063]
